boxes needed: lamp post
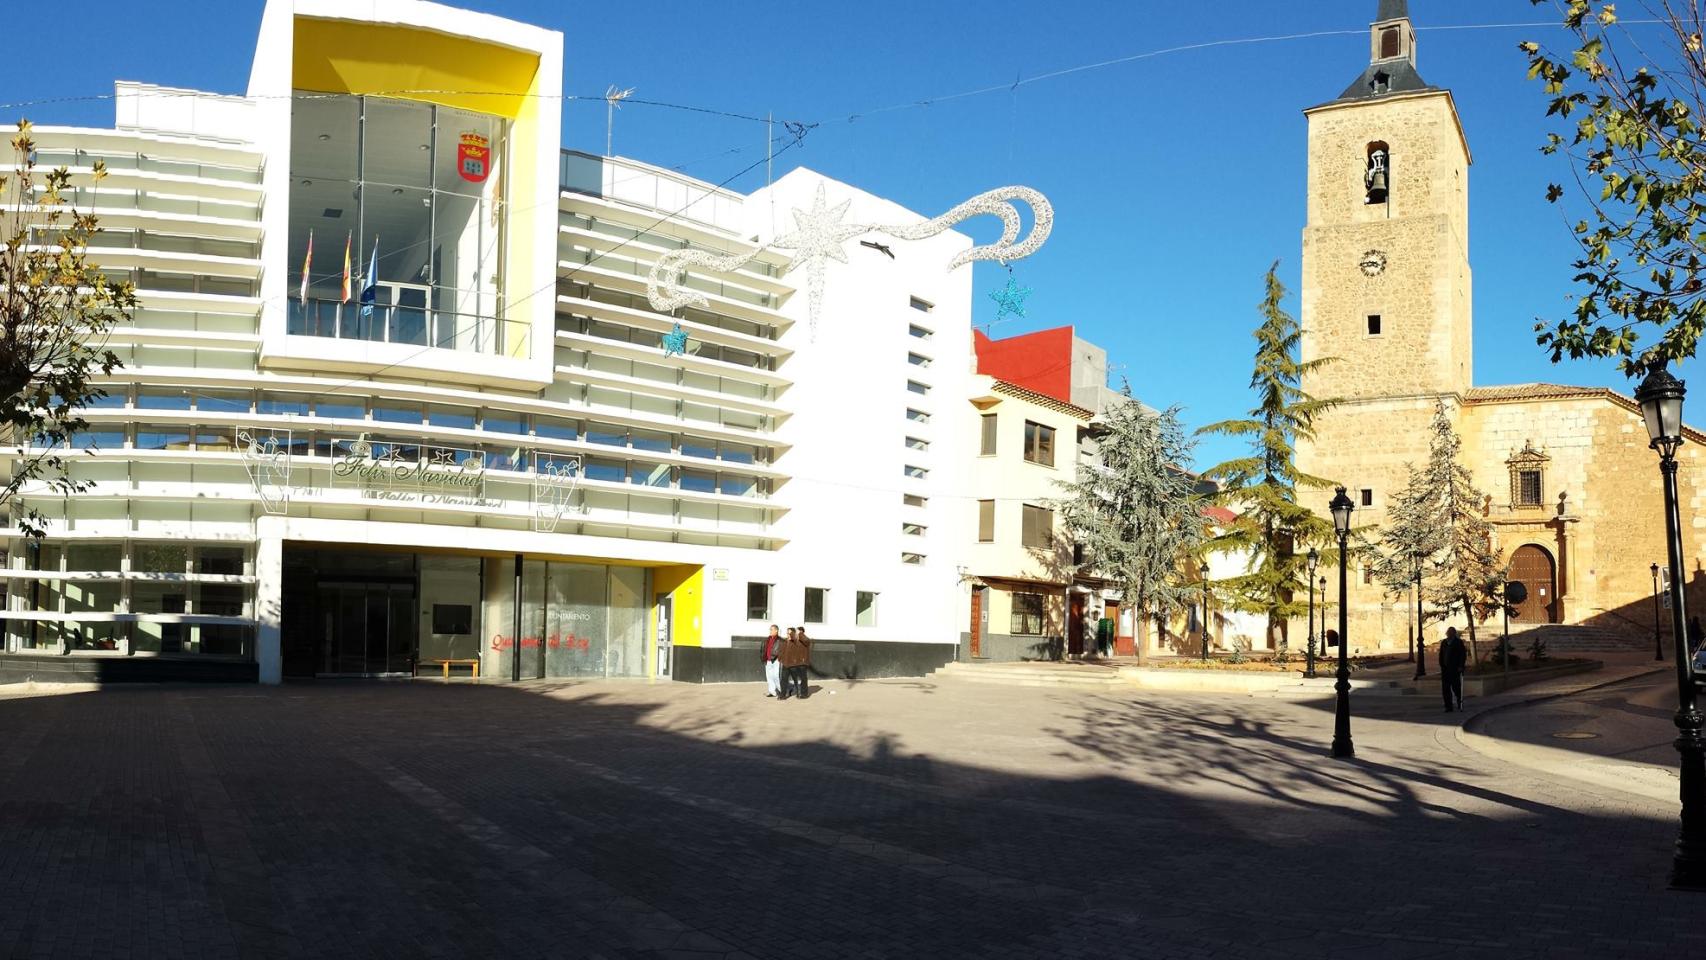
[1330,486,1356,759]
[1201,558,1212,663]
[1635,364,1706,889]
[1654,561,1667,662]
[1413,558,1427,680]
[1305,547,1320,679]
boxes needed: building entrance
[318,578,417,676]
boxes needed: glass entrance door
[318,580,417,676]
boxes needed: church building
[1296,0,1706,653]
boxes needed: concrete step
[1495,625,1649,653]
[934,661,1127,687]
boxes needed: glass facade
[1,540,255,657]
[286,94,519,354]
[480,557,649,680]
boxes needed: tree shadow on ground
[0,679,1693,960]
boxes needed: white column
[254,516,284,684]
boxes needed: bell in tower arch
[1365,145,1389,204]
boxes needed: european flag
[359,239,379,319]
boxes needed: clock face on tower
[1359,249,1388,277]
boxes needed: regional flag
[340,232,353,303]
[359,238,379,319]
[298,230,313,307]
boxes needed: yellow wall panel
[292,17,540,119]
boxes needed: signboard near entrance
[331,434,489,505]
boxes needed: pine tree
[1198,263,1340,661]
[1366,463,1444,649]
[1056,393,1208,662]
[1381,404,1504,663]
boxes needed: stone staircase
[1498,623,1653,655]
[931,660,1128,688]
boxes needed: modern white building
[0,0,977,684]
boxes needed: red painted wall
[974,325,1074,405]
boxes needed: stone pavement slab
[0,672,1696,958]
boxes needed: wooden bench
[418,658,480,679]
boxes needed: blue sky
[8,0,1689,470]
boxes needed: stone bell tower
[1295,0,1475,647]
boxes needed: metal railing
[287,297,530,359]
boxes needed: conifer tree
[1198,263,1340,660]
[1057,393,1207,662]
[1366,463,1444,651]
[1381,404,1504,663]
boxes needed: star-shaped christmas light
[988,273,1033,326]
[661,322,689,357]
[771,183,871,336]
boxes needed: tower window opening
[1380,28,1400,61]
[1365,141,1390,204]
[1366,314,1382,336]
[1371,72,1390,95]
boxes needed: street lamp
[1305,547,1320,679]
[1635,364,1706,889]
[1654,562,1667,662]
[1201,557,1212,663]
[1329,486,1356,759]
[1413,556,1427,680]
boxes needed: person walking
[790,626,813,700]
[761,624,783,699]
[1439,625,1468,712]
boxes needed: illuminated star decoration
[987,273,1033,326]
[660,322,689,358]
[770,183,869,338]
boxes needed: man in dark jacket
[786,626,813,700]
[1440,626,1469,712]
[762,624,783,699]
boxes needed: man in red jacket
[761,624,783,698]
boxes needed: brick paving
[0,672,1699,959]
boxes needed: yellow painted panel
[292,17,540,119]
[653,564,704,648]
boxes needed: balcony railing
[287,296,530,360]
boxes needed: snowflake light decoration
[645,184,1053,340]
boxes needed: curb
[1458,665,1671,737]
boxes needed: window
[316,397,364,420]
[258,392,311,417]
[855,590,878,626]
[746,582,772,621]
[1363,565,1375,586]
[902,522,925,536]
[137,388,191,411]
[1380,27,1400,60]
[904,464,928,480]
[1366,314,1382,336]
[1360,488,1374,507]
[901,553,925,565]
[1023,421,1055,466]
[903,494,928,508]
[1518,470,1542,507]
[804,587,827,624]
[428,405,477,430]
[905,436,930,452]
[980,414,997,456]
[1011,593,1045,636]
[1507,441,1549,508]
[909,296,933,312]
[978,500,995,542]
[907,353,932,368]
[906,380,930,396]
[906,408,930,424]
[372,402,421,424]
[1371,71,1390,95]
[1022,504,1053,548]
[909,324,933,340]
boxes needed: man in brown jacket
[784,626,812,700]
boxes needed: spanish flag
[298,230,313,307]
[340,231,353,303]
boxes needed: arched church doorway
[1510,544,1559,624]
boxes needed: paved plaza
[0,665,1700,959]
